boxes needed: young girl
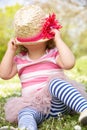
[0,5,87,130]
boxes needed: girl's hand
[7,38,18,52]
[51,29,61,42]
[51,29,75,69]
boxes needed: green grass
[0,56,87,130]
[66,56,87,87]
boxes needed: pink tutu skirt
[4,85,51,123]
[4,71,87,123]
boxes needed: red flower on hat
[42,13,62,39]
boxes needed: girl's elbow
[65,63,75,70]
[64,59,76,70]
[0,75,10,80]
[0,73,12,80]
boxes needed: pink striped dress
[5,48,65,122]
[4,48,86,122]
[15,48,62,97]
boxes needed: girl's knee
[18,107,44,124]
[18,107,38,130]
[18,107,36,122]
[49,78,63,93]
[48,78,70,97]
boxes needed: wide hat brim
[15,38,49,45]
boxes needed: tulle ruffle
[4,85,51,123]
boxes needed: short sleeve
[14,55,20,64]
[13,52,25,64]
[48,48,59,58]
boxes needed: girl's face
[22,41,46,51]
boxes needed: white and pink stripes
[14,48,62,93]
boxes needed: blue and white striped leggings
[18,79,87,130]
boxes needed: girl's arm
[0,39,18,79]
[53,29,75,70]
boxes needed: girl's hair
[18,39,56,53]
[46,39,55,49]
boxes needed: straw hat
[14,5,62,45]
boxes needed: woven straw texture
[14,5,46,38]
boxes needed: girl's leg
[18,107,45,130]
[49,96,71,117]
[49,78,87,113]
[49,78,87,125]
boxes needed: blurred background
[0,0,87,60]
